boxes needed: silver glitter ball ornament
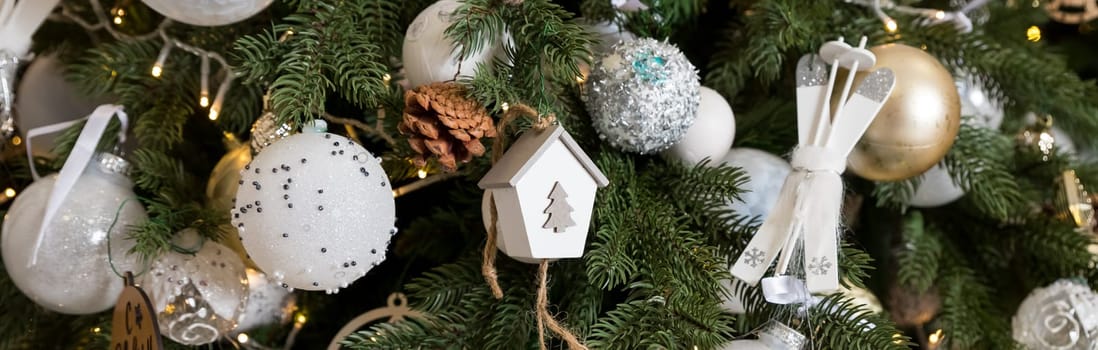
[1013,279,1098,350]
[583,38,699,154]
[1,153,145,314]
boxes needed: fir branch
[809,294,913,350]
[895,211,941,292]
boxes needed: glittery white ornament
[140,0,272,26]
[402,0,505,87]
[665,86,735,165]
[583,38,700,154]
[1,153,144,314]
[719,148,792,221]
[235,268,295,332]
[909,164,965,208]
[231,123,396,292]
[1013,279,1098,350]
[141,231,248,346]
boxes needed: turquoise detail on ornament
[632,51,667,83]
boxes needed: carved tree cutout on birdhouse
[543,182,575,233]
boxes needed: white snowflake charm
[479,124,609,263]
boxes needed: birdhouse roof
[478,124,609,189]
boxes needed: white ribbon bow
[731,39,895,294]
[25,104,128,266]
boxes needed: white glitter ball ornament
[140,230,249,346]
[140,0,272,26]
[235,268,295,332]
[665,86,736,165]
[1013,279,1098,350]
[231,122,396,292]
[583,38,700,154]
[402,0,506,87]
[719,148,792,221]
[1,153,144,314]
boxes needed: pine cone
[400,82,496,171]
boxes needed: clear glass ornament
[141,231,248,346]
[1,153,145,314]
[1013,279,1098,350]
[234,268,295,332]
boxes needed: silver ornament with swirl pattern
[1013,279,1098,350]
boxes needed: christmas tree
[544,182,576,233]
[1,0,1098,349]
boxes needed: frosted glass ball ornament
[403,0,506,87]
[140,0,273,26]
[909,164,965,208]
[665,86,736,166]
[1,153,145,314]
[235,268,296,332]
[1013,279,1098,350]
[140,231,248,346]
[231,122,397,292]
[719,148,792,221]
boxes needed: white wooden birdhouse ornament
[479,124,609,263]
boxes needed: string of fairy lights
[49,0,234,121]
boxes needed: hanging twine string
[536,260,587,350]
[482,103,554,299]
[481,103,584,349]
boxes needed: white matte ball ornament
[1013,279,1098,350]
[140,0,273,26]
[719,148,792,221]
[235,268,296,332]
[1,154,145,314]
[909,164,965,208]
[665,86,736,165]
[141,232,248,346]
[232,125,396,292]
[16,54,111,156]
[403,0,504,87]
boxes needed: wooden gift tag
[111,271,164,350]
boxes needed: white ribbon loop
[27,104,128,266]
[731,47,895,295]
[761,275,813,305]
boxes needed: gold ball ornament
[840,44,961,181]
